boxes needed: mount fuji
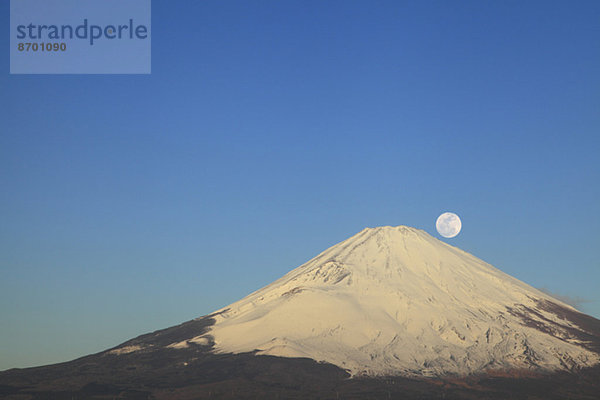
[203,226,598,376]
[1,226,599,399]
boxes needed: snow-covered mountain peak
[195,226,599,377]
[355,225,429,242]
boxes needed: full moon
[436,212,462,238]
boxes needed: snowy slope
[194,226,599,376]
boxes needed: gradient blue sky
[1,0,599,371]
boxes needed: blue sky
[1,0,599,370]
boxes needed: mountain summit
[192,225,599,376]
